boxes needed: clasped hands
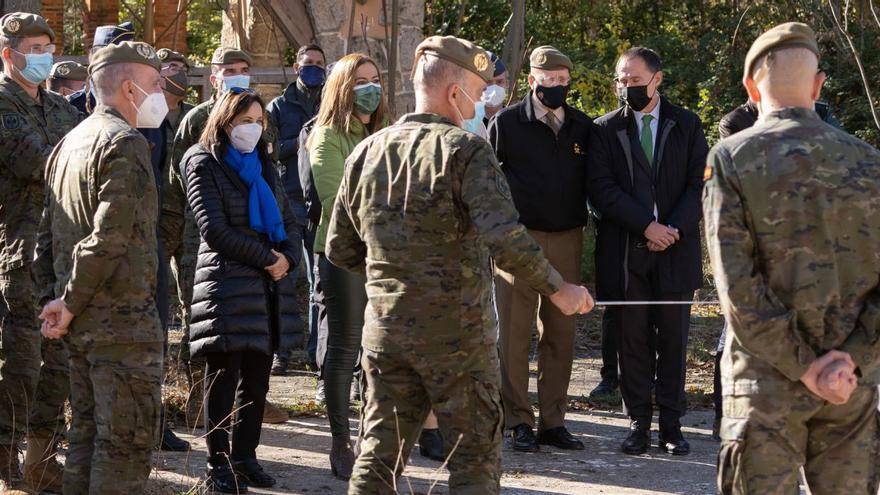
[38,298,74,340]
[800,350,859,405]
[265,249,290,281]
[644,221,680,252]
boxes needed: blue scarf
[223,147,288,243]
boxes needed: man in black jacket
[488,46,594,453]
[266,43,325,374]
[587,47,708,456]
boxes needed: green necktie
[640,114,654,164]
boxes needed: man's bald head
[744,47,825,113]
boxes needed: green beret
[50,61,88,81]
[157,48,190,69]
[211,47,252,66]
[529,45,572,71]
[0,12,54,41]
[88,41,162,76]
[744,22,820,78]
[414,35,494,83]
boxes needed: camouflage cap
[414,35,494,83]
[529,45,572,71]
[93,21,135,48]
[211,47,252,66]
[0,12,55,41]
[157,48,190,69]
[50,61,88,81]
[88,41,161,75]
[744,22,820,77]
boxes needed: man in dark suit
[587,47,708,456]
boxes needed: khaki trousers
[496,227,583,430]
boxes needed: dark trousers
[599,308,619,384]
[204,351,272,465]
[318,254,366,438]
[618,244,691,429]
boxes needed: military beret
[0,12,55,41]
[529,45,572,71]
[93,21,134,48]
[88,41,161,75]
[211,47,252,66]
[488,51,507,77]
[744,22,820,78]
[157,48,190,69]
[50,61,88,81]
[415,35,494,83]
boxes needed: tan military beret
[414,35,494,83]
[157,48,191,69]
[0,12,55,41]
[744,22,820,77]
[530,45,572,71]
[88,41,162,75]
[50,61,88,81]
[211,47,252,66]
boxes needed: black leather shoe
[270,355,289,376]
[510,423,539,452]
[233,459,276,488]
[537,426,584,450]
[160,427,190,452]
[207,463,248,494]
[658,428,690,456]
[589,378,619,398]
[712,417,721,442]
[621,421,650,455]
[418,428,445,461]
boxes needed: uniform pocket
[717,417,749,495]
[108,368,161,450]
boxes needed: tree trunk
[502,0,525,98]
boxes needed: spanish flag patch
[703,163,713,182]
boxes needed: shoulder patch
[495,169,513,200]
[2,113,21,130]
[703,162,713,182]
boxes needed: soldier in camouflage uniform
[326,36,594,494]
[704,23,880,495]
[0,12,82,493]
[34,41,166,494]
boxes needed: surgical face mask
[17,52,53,84]
[454,86,486,135]
[221,74,250,91]
[229,122,262,153]
[299,64,326,88]
[618,73,656,112]
[131,82,169,129]
[353,82,382,115]
[484,84,506,108]
[534,84,569,109]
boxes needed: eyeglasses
[162,63,189,75]
[228,87,256,94]
[15,43,55,56]
[534,74,571,86]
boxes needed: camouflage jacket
[326,113,564,353]
[704,107,880,390]
[34,105,162,347]
[0,74,82,273]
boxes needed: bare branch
[827,0,880,130]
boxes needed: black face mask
[535,84,569,109]
[618,73,657,112]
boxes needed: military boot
[0,444,34,494]
[23,434,63,493]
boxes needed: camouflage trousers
[65,341,163,494]
[170,217,199,368]
[0,267,42,445]
[349,341,503,495]
[28,337,69,440]
[718,382,880,495]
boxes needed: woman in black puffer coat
[183,88,303,493]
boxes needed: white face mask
[131,82,168,129]
[484,84,506,108]
[230,122,262,153]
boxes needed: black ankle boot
[207,463,248,494]
[418,428,445,461]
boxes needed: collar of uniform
[397,112,457,127]
[761,106,821,124]
[0,72,44,106]
[91,104,129,123]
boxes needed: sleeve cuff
[777,345,817,382]
[61,287,87,317]
[536,267,566,297]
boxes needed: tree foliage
[425,0,880,146]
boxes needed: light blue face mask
[456,86,486,135]
[18,52,53,84]
[222,74,250,91]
